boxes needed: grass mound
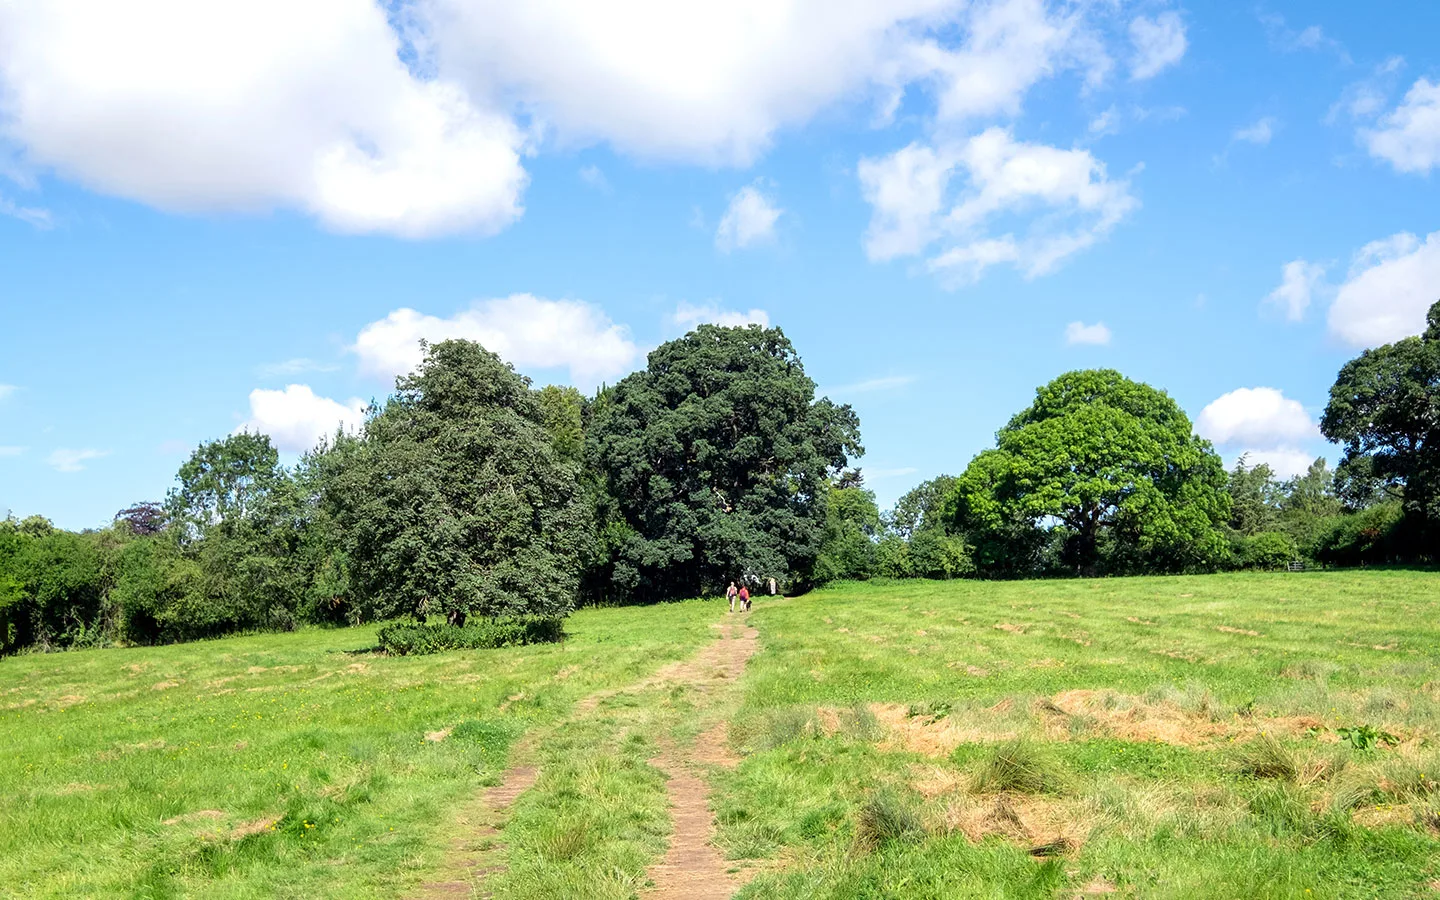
[854,789,923,851]
[377,617,564,655]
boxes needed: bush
[1237,531,1298,570]
[377,617,565,655]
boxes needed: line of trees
[3,303,1437,655]
[1,325,861,653]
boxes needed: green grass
[0,600,721,899]
[722,571,1440,898]
[5,571,1440,898]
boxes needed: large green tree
[321,339,590,623]
[1321,300,1440,550]
[589,324,861,600]
[950,369,1230,575]
[165,432,284,536]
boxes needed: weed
[1337,724,1400,751]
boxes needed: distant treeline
[3,304,1437,655]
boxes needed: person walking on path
[726,581,738,612]
[738,584,750,612]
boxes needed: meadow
[2,571,1439,898]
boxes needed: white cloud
[424,0,1106,165]
[861,128,1137,284]
[1363,78,1440,174]
[0,384,15,401]
[1128,12,1187,80]
[1195,387,1319,448]
[0,195,51,228]
[1235,447,1317,480]
[1064,321,1111,345]
[716,182,782,252]
[353,294,640,388]
[1259,13,1348,61]
[0,0,527,238]
[1088,106,1120,136]
[579,164,611,193]
[256,358,340,378]
[1234,117,1278,146]
[1328,230,1440,347]
[238,384,366,454]
[46,448,108,473]
[671,302,770,331]
[0,446,24,457]
[1264,259,1327,322]
[824,375,917,395]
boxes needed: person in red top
[738,584,750,611]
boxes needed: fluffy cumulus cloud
[1329,230,1440,347]
[353,294,640,388]
[1128,12,1187,80]
[1264,259,1327,321]
[1239,447,1318,480]
[1363,78,1440,174]
[860,128,1137,284]
[671,302,770,331]
[1195,387,1318,448]
[1064,321,1111,345]
[424,0,1107,164]
[238,385,366,454]
[716,183,782,252]
[1195,387,1321,480]
[0,0,527,237]
[46,448,108,473]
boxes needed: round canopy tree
[589,324,861,600]
[1321,299,1440,547]
[950,369,1229,575]
[321,339,590,624]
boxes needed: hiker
[767,576,777,597]
[738,583,750,611]
[726,581,738,612]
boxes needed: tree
[1226,456,1282,536]
[1278,457,1343,554]
[951,369,1230,576]
[165,432,284,536]
[815,484,881,582]
[537,384,586,465]
[589,324,862,600]
[884,475,972,578]
[1321,300,1440,551]
[321,339,590,624]
[115,502,168,536]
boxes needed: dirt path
[412,761,539,898]
[417,615,759,899]
[641,620,758,900]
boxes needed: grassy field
[3,571,1439,898]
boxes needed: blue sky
[3,0,1440,530]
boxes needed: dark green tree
[950,369,1230,575]
[588,324,861,600]
[321,340,590,624]
[1321,300,1440,551]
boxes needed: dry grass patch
[937,793,1095,857]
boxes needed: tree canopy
[588,324,861,600]
[320,339,591,624]
[1321,299,1440,550]
[950,369,1230,575]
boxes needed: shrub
[1237,531,1298,570]
[377,617,565,656]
